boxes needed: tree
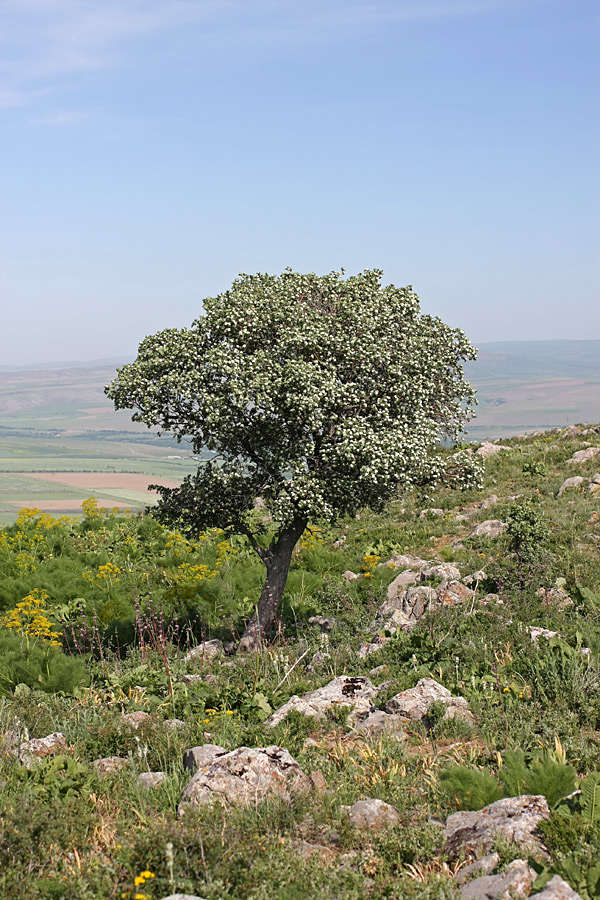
[106,269,482,650]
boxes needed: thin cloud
[0,0,538,111]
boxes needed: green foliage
[441,749,576,811]
[15,754,93,800]
[0,629,88,695]
[506,499,548,563]
[580,773,600,823]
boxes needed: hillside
[0,425,599,899]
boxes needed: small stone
[93,756,128,775]
[183,639,223,664]
[459,859,535,900]
[351,709,407,739]
[121,711,151,730]
[422,563,461,581]
[265,676,377,728]
[308,770,329,794]
[419,508,444,519]
[158,895,210,900]
[444,795,550,860]
[358,635,387,659]
[163,718,186,730]
[558,476,585,496]
[468,520,507,539]
[308,615,336,632]
[454,853,500,885]
[476,443,511,458]
[386,678,472,723]
[342,570,360,582]
[183,744,227,776]
[19,732,68,768]
[387,569,419,597]
[529,875,584,900]
[347,798,401,829]
[138,772,167,789]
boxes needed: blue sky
[1,0,598,366]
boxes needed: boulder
[183,639,223,664]
[439,581,475,604]
[163,718,186,731]
[459,859,535,900]
[419,508,444,519]
[178,745,311,812]
[373,585,439,633]
[351,709,407,739]
[444,795,549,860]
[265,676,377,728]
[529,875,584,900]
[19,732,68,768]
[468,520,507,539]
[568,447,600,463]
[422,563,461,581]
[558,476,585,496]
[476,443,511,458]
[386,678,473,723]
[183,744,227,776]
[384,553,431,570]
[386,569,419,598]
[347,798,401,829]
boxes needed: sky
[1,0,598,366]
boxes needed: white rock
[138,772,167,789]
[529,875,584,900]
[476,442,511,458]
[444,795,549,860]
[558,476,585,496]
[459,859,535,900]
[468,520,507,539]
[265,676,378,728]
[342,570,360,582]
[386,678,472,722]
[568,447,600,463]
[183,639,223,664]
[347,798,401,829]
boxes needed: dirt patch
[22,473,179,490]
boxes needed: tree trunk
[239,518,307,652]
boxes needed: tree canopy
[106,269,482,649]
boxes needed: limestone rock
[347,798,401,829]
[558,476,585,496]
[386,678,473,723]
[468,520,507,539]
[476,442,511,458]
[93,756,128,775]
[138,771,167,789]
[351,709,407,739]
[438,581,475,604]
[121,711,151,730]
[535,586,573,609]
[529,626,560,643]
[158,895,209,900]
[183,639,223,664]
[163,718,186,730]
[454,853,501,885]
[178,745,311,812]
[19,732,68,768]
[463,570,487,585]
[419,507,444,518]
[422,563,461,581]
[444,795,549,860]
[342,570,360,582]
[265,676,377,728]
[358,635,388,659]
[183,744,227,775]
[529,875,584,900]
[459,859,535,900]
[568,447,600,463]
[384,553,430,570]
[387,569,419,598]
[308,615,336,632]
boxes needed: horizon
[2,1,599,365]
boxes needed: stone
[419,508,444,518]
[183,744,227,776]
[529,626,560,643]
[468,520,507,539]
[454,853,500,885]
[568,447,600,463]
[265,676,378,728]
[374,585,439,632]
[438,581,475,604]
[308,615,336,632]
[479,494,500,510]
[463,570,487,585]
[476,442,511,458]
[178,745,311,812]
[163,718,186,730]
[308,770,329,794]
[529,875,584,900]
[93,756,128,775]
[138,771,167,789]
[459,859,535,900]
[384,553,430,570]
[158,895,209,900]
[386,678,473,723]
[292,841,337,863]
[422,563,461,581]
[342,570,360,582]
[19,732,68,768]
[347,798,401,829]
[121,711,151,729]
[351,709,407,739]
[358,635,388,659]
[444,795,550,860]
[387,569,419,598]
[592,473,600,484]
[183,639,223,664]
[558,476,585,496]
[535,586,573,609]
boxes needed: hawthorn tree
[106,269,481,650]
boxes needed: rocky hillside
[1,424,600,900]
